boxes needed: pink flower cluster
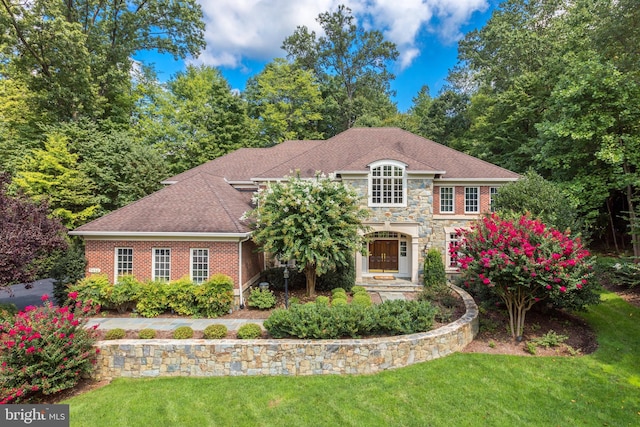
[450,213,591,297]
[0,293,99,404]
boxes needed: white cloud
[195,0,488,71]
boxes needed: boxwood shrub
[264,300,437,339]
[203,324,228,339]
[237,323,262,339]
[172,326,194,339]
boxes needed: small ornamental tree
[246,173,369,296]
[451,213,594,339]
[0,173,68,288]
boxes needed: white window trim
[490,187,498,212]
[190,248,209,284]
[444,227,464,271]
[440,186,455,213]
[368,160,407,207]
[464,187,480,214]
[114,247,133,279]
[152,248,171,282]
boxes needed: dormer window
[369,160,406,207]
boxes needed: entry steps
[358,281,423,293]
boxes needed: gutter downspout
[238,235,251,309]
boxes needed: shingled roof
[72,127,519,235]
[72,173,253,235]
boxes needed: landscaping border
[92,285,478,380]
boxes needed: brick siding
[84,240,241,287]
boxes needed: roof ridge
[200,173,248,233]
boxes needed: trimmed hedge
[70,274,234,318]
[264,300,437,339]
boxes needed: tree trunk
[304,263,317,297]
[623,160,640,259]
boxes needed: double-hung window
[369,161,406,207]
[440,187,454,213]
[115,248,133,278]
[464,187,479,213]
[490,187,498,212]
[191,248,209,284]
[153,248,171,282]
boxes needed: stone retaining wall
[92,286,478,380]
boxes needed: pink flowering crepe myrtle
[0,292,100,404]
[450,213,593,339]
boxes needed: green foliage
[193,275,234,318]
[138,329,156,340]
[248,288,277,310]
[13,133,101,228]
[351,293,372,307]
[372,300,437,336]
[1,0,205,124]
[236,323,263,339]
[331,297,348,307]
[606,259,640,288]
[0,295,97,403]
[165,277,199,316]
[317,256,356,292]
[331,288,347,296]
[172,326,194,340]
[136,281,169,318]
[245,58,324,144]
[248,173,369,296]
[135,65,256,175]
[264,300,436,339]
[0,303,18,322]
[282,5,399,132]
[50,239,87,304]
[203,324,228,339]
[423,248,446,288]
[108,276,142,314]
[314,296,330,307]
[529,330,568,349]
[493,171,582,236]
[351,286,367,295]
[68,274,112,308]
[104,328,126,340]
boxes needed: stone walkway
[86,317,264,331]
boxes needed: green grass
[65,290,640,426]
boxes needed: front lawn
[64,290,640,426]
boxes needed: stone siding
[92,286,478,380]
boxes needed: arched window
[369,161,406,207]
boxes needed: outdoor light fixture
[283,265,290,309]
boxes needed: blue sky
[138,1,497,112]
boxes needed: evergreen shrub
[237,323,262,339]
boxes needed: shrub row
[264,299,437,339]
[68,274,234,318]
[101,323,263,340]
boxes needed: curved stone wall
[92,286,478,380]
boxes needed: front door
[369,240,399,273]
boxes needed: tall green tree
[407,86,470,146]
[13,133,100,228]
[282,5,399,133]
[244,58,324,144]
[450,0,640,252]
[247,173,369,296]
[51,120,168,212]
[0,0,205,123]
[135,65,256,174]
